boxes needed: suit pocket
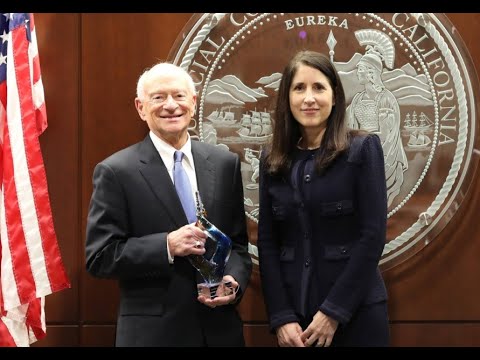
[279,246,295,262]
[323,244,352,284]
[320,200,354,217]
[119,286,167,316]
[272,205,290,221]
[119,297,165,316]
[324,243,352,260]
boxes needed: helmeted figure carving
[347,29,408,206]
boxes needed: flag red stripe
[2,125,36,305]
[0,82,6,110]
[26,297,44,339]
[32,56,40,85]
[1,13,71,346]
[0,229,4,315]
[35,104,47,136]
[0,319,17,346]
[12,26,69,292]
[5,23,41,307]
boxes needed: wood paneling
[80,13,193,324]
[238,272,269,322]
[33,326,79,347]
[390,323,480,347]
[35,13,80,324]
[244,325,277,347]
[81,325,116,347]
[384,172,480,321]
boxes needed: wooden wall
[32,13,480,347]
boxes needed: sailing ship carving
[403,111,433,150]
[403,111,432,131]
[237,110,273,141]
[206,109,237,126]
[407,130,431,149]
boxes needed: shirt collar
[149,131,194,169]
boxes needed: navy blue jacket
[258,134,388,334]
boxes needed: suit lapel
[137,136,186,227]
[191,141,215,217]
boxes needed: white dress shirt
[149,131,199,263]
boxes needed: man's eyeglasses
[146,94,188,107]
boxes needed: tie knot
[174,150,184,163]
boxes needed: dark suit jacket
[258,134,388,344]
[85,135,252,346]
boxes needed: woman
[258,50,389,347]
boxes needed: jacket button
[304,174,311,183]
[340,247,347,254]
[305,259,311,267]
[336,203,342,211]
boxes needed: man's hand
[167,223,206,257]
[197,275,238,308]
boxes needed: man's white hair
[136,62,196,101]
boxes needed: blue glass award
[188,192,233,299]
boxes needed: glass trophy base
[197,281,233,299]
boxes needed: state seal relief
[168,13,479,269]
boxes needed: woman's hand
[300,311,338,347]
[276,322,305,347]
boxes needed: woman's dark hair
[264,50,358,175]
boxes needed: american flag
[0,13,70,347]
